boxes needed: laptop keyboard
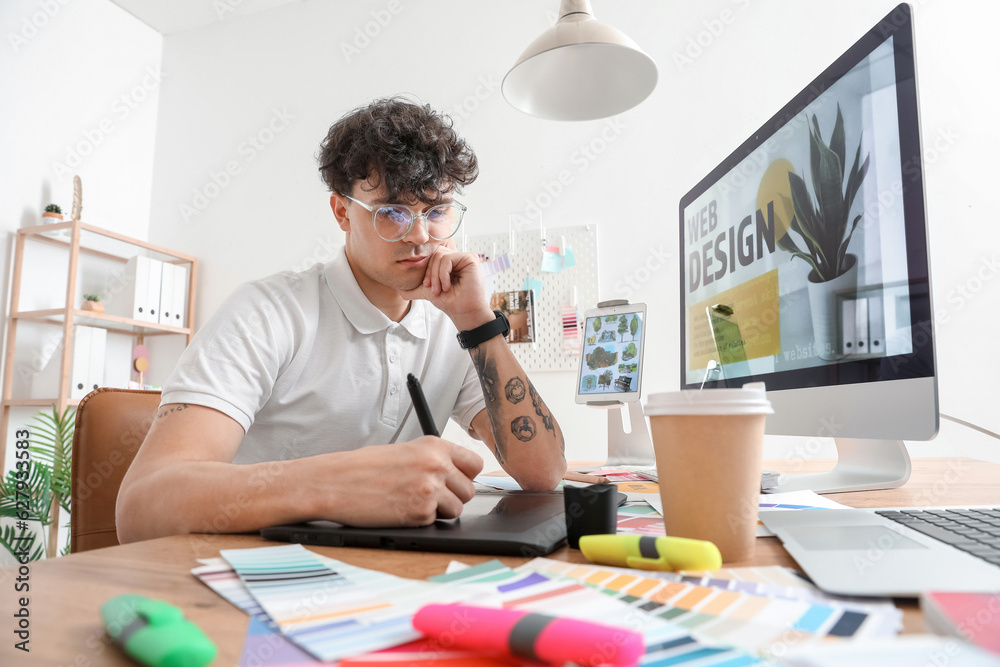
[876,508,1000,566]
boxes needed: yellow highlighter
[579,535,722,572]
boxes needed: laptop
[760,506,1000,597]
[262,490,576,557]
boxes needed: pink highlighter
[412,603,645,666]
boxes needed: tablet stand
[585,400,655,467]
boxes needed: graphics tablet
[261,490,574,557]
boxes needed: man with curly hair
[117,98,567,542]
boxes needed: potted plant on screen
[776,104,870,360]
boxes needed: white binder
[172,264,188,328]
[146,258,163,324]
[118,256,151,322]
[70,326,93,400]
[87,327,107,394]
[159,263,175,326]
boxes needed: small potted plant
[42,204,63,223]
[82,294,104,313]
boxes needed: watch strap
[457,310,510,349]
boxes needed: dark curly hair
[317,97,478,205]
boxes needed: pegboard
[464,225,599,371]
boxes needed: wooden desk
[2,457,997,665]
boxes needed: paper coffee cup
[645,383,773,563]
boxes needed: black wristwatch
[456,310,510,349]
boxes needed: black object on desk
[564,484,619,549]
[407,372,439,437]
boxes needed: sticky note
[562,247,577,270]
[541,250,563,273]
[522,277,543,300]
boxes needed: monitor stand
[769,438,912,494]
[581,400,656,468]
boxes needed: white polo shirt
[160,247,486,464]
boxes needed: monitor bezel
[678,3,934,397]
[575,302,647,405]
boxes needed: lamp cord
[940,412,1000,441]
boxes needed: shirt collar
[324,246,428,339]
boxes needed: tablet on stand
[574,299,654,469]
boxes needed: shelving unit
[0,220,198,466]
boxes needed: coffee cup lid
[644,382,774,416]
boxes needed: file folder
[146,258,163,324]
[70,326,93,400]
[159,263,175,326]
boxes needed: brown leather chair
[70,388,161,553]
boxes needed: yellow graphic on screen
[688,270,781,371]
[756,159,796,244]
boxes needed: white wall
[146,0,1000,467]
[0,0,162,557]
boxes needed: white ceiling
[109,0,302,34]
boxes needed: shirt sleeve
[450,352,486,434]
[160,279,299,433]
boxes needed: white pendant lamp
[502,0,658,121]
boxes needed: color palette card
[219,545,476,662]
[431,559,769,667]
[518,558,902,656]
[197,553,512,666]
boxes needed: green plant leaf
[788,172,833,278]
[836,214,864,274]
[845,150,871,227]
[0,462,52,524]
[0,524,45,562]
[813,128,845,261]
[831,105,847,180]
[776,227,804,255]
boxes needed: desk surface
[2,457,998,665]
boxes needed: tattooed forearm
[472,346,506,461]
[527,381,556,436]
[511,416,536,442]
[471,346,499,403]
[504,377,526,404]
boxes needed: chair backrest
[70,388,161,553]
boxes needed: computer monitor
[678,4,936,493]
[576,300,654,467]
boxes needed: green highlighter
[102,594,217,667]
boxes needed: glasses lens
[374,206,412,241]
[426,204,464,240]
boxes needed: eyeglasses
[341,193,467,242]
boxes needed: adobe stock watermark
[448,74,502,127]
[7,0,72,53]
[614,245,672,300]
[509,116,627,229]
[942,253,998,316]
[178,107,295,222]
[50,65,164,178]
[340,0,403,63]
[14,329,64,386]
[672,0,753,72]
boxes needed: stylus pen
[406,373,439,437]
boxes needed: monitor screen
[577,304,645,402]
[679,4,934,427]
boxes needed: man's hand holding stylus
[310,438,484,526]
